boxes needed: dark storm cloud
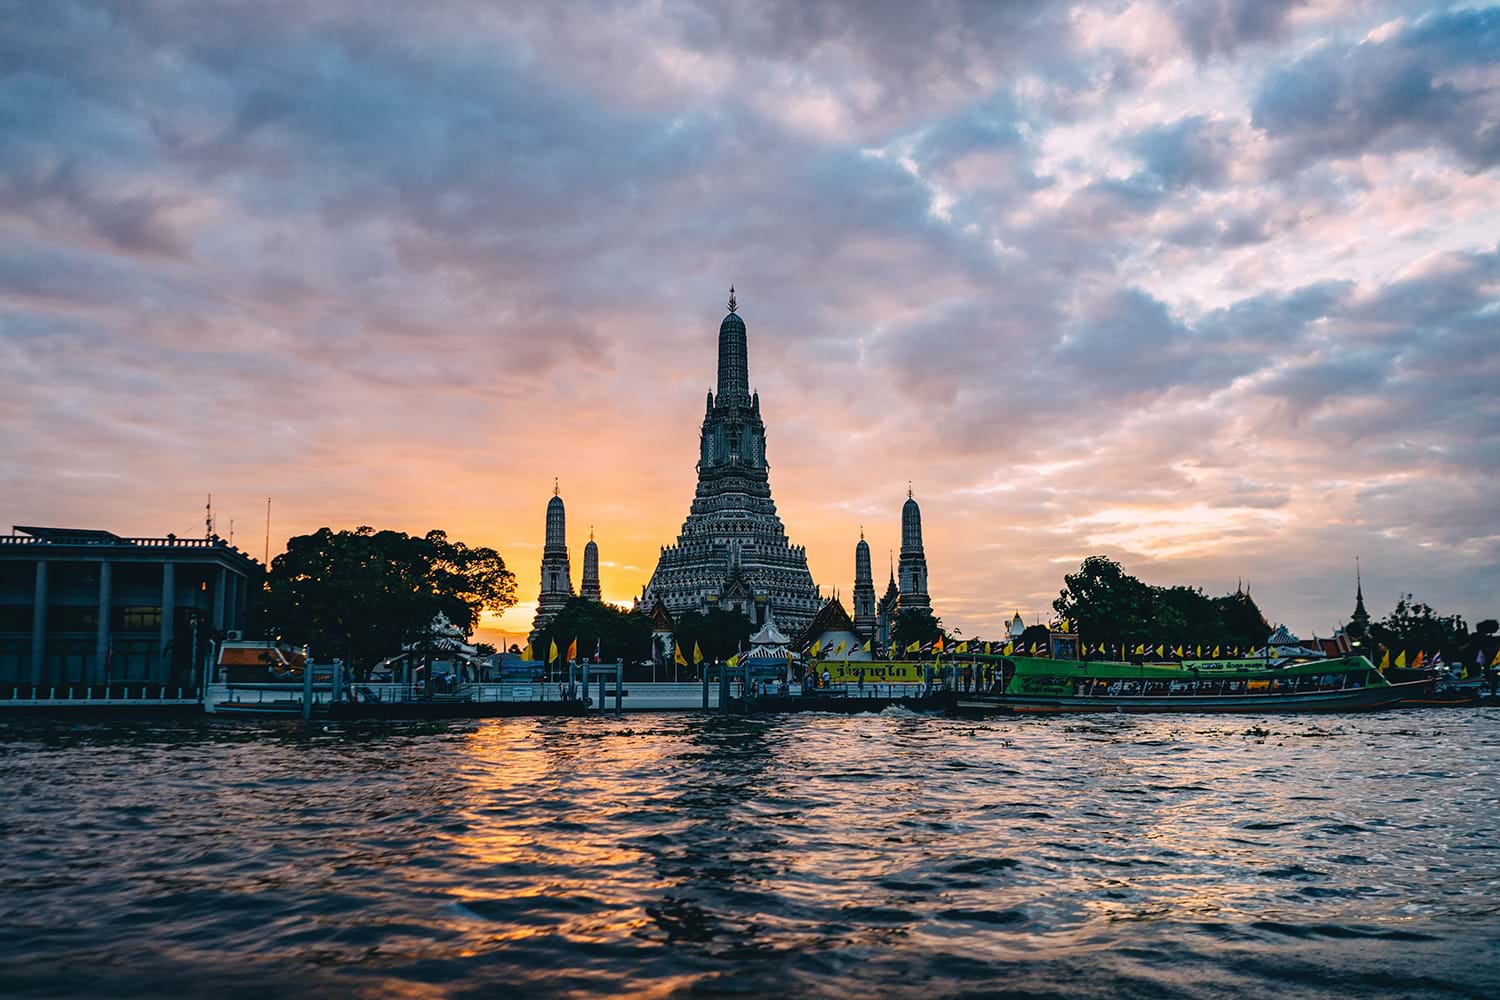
[1252,5,1500,171]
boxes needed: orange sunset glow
[4,2,1497,643]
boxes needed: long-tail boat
[950,654,1425,714]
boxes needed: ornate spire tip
[553,477,559,497]
[727,285,737,314]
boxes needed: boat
[950,654,1426,715]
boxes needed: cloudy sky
[3,0,1497,642]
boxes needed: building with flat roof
[0,526,263,688]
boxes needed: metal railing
[0,685,198,705]
[0,534,226,548]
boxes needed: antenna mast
[264,498,271,565]
[205,494,214,539]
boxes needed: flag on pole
[693,641,704,665]
[1395,650,1407,668]
[861,639,872,653]
[726,651,740,667]
[956,641,968,654]
[933,636,945,653]
[521,642,534,661]
[1155,644,1165,657]
[548,638,559,664]
[566,638,578,662]
[906,639,921,653]
[811,639,822,658]
[1379,649,1390,669]
[1411,650,1425,668]
[1212,645,1221,657]
[593,638,601,663]
[1490,646,1500,667]
[1003,641,1014,655]
[674,644,689,668]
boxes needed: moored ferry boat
[952,654,1424,714]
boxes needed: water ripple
[1,710,1498,997]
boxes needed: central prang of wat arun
[636,289,825,635]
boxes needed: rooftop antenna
[908,481,913,500]
[229,519,234,546]
[264,497,271,566]
[727,285,737,313]
[205,494,214,539]
[553,477,560,497]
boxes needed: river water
[2,709,1497,998]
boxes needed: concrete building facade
[0,526,262,688]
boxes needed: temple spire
[715,285,750,406]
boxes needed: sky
[2,1,1498,644]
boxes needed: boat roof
[1004,655,1372,679]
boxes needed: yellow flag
[1489,647,1500,667]
[726,652,739,667]
[521,642,533,661]
[693,641,704,665]
[1133,643,1145,655]
[1378,650,1390,669]
[1155,644,1165,657]
[674,644,688,668]
[906,639,920,653]
[1173,645,1183,657]
[1395,650,1407,668]
[548,638,559,663]
[1212,645,1221,657]
[862,639,872,653]
[1002,641,1014,655]
[834,640,846,656]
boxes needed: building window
[120,606,162,631]
[47,606,98,633]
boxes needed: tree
[892,608,945,651]
[1054,555,1271,650]
[254,526,517,672]
[534,597,652,666]
[1370,594,1467,660]
[671,608,755,663]
[1052,556,1156,646]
